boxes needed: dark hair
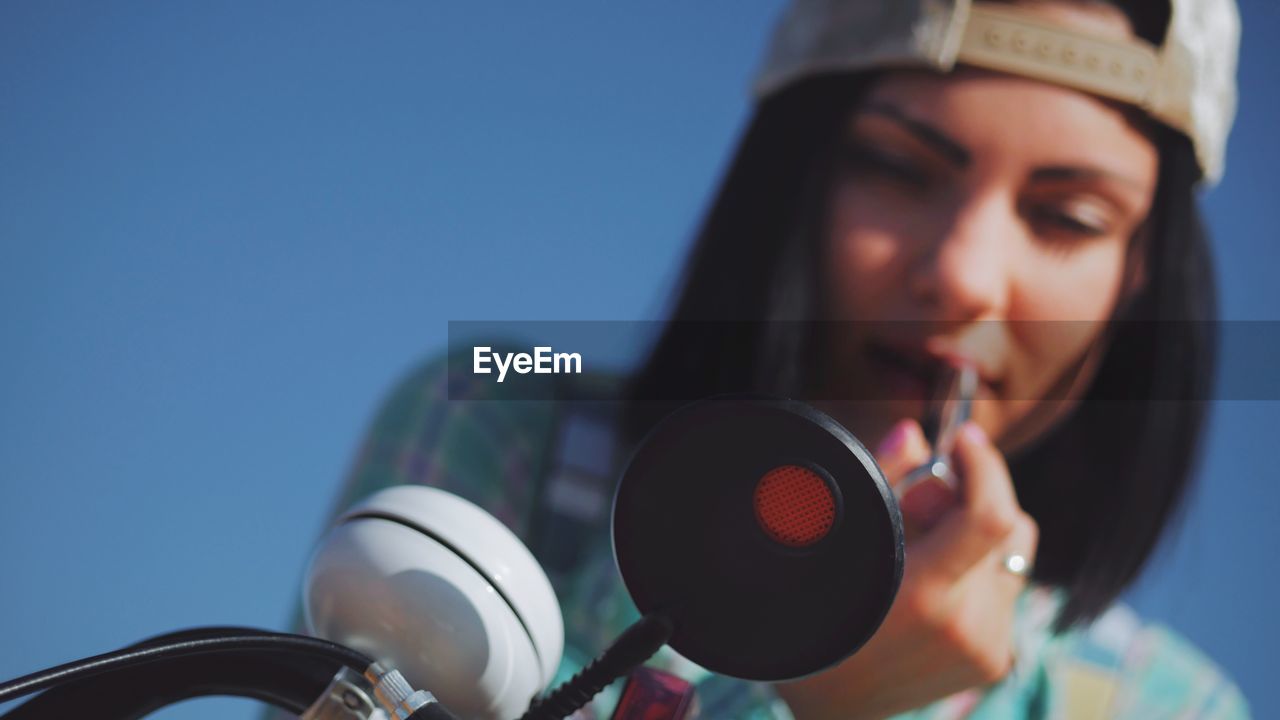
[622,72,1217,631]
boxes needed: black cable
[0,629,373,705]
[518,613,672,720]
[125,626,287,650]
[1,647,339,719]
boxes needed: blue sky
[2,2,1278,718]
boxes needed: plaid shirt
[315,355,1250,720]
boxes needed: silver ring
[1002,553,1031,578]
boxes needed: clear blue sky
[2,2,1277,718]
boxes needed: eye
[1023,199,1114,244]
[837,144,929,189]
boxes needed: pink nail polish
[962,421,988,444]
[877,420,912,456]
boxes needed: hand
[775,420,1039,720]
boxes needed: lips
[868,343,945,389]
[865,342,942,404]
[865,340,999,403]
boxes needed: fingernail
[962,421,988,445]
[877,420,912,456]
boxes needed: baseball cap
[753,0,1240,184]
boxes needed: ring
[1002,553,1031,578]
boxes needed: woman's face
[821,4,1158,449]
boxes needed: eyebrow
[857,103,972,168]
[855,103,1148,191]
[1029,165,1149,191]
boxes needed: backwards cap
[754,0,1240,183]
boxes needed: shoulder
[1020,588,1251,719]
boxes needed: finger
[899,475,957,531]
[878,419,955,537]
[874,419,931,487]
[990,511,1039,589]
[915,422,1021,579]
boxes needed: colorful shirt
[325,355,1250,719]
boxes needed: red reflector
[753,465,835,547]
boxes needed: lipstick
[895,362,978,500]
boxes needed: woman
[332,0,1249,717]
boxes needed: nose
[906,191,1013,322]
